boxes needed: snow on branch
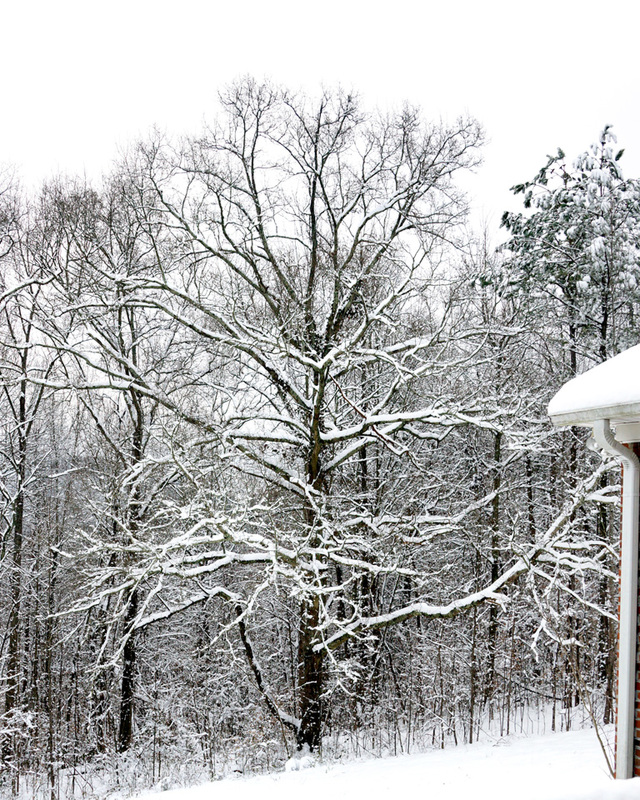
[317,461,612,652]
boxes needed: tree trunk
[486,430,502,706]
[118,588,139,753]
[118,379,144,752]
[3,376,27,766]
[296,592,323,751]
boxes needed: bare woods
[0,83,636,797]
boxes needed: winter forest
[1,80,638,797]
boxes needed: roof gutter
[592,419,639,780]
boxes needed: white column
[592,419,640,780]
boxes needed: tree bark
[3,375,27,765]
[296,592,323,751]
[118,588,139,753]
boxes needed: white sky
[2,0,639,235]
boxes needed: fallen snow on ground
[133,728,640,800]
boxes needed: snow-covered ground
[133,728,640,800]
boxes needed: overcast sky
[2,0,639,235]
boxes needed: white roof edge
[547,343,640,428]
[549,402,640,428]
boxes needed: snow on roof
[548,343,640,427]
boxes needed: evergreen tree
[502,126,640,372]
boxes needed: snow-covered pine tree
[502,125,640,371]
[499,127,640,724]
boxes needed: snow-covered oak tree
[29,84,619,756]
[132,83,501,750]
[87,81,597,751]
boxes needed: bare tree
[78,82,602,751]
[18,84,622,766]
